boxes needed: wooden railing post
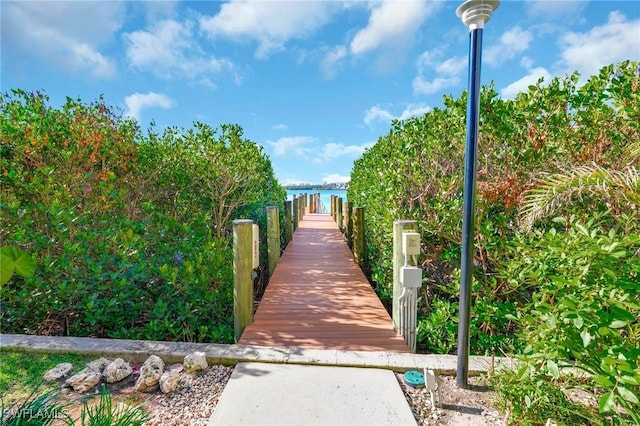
[393,220,418,332]
[284,200,293,244]
[337,197,343,232]
[330,195,335,217]
[293,196,299,232]
[352,207,365,269]
[233,219,254,342]
[344,201,353,248]
[267,206,280,275]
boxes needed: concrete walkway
[208,362,417,426]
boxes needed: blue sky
[2,1,639,185]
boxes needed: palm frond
[519,163,640,231]
[621,140,640,166]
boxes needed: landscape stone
[103,358,133,383]
[65,368,101,393]
[135,355,165,393]
[184,351,207,372]
[44,362,74,382]
[86,357,111,373]
[159,369,182,394]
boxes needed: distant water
[286,189,347,214]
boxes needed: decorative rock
[184,352,208,372]
[159,369,182,394]
[44,363,74,382]
[103,358,133,384]
[65,368,101,393]
[86,357,111,373]
[135,355,165,393]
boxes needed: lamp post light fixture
[455,0,499,389]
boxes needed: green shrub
[490,367,599,425]
[78,386,147,426]
[503,217,640,423]
[0,90,283,342]
[348,61,640,356]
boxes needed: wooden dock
[239,214,409,352]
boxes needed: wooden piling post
[233,219,254,342]
[293,196,299,232]
[284,200,293,244]
[353,207,365,269]
[337,197,343,232]
[267,206,280,275]
[393,220,418,332]
[345,201,353,248]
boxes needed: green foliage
[0,89,284,342]
[0,351,92,398]
[349,61,639,423]
[1,388,71,426]
[0,246,35,287]
[348,61,640,358]
[490,368,599,425]
[503,218,640,423]
[78,386,147,426]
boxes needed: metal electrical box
[252,224,260,269]
[402,232,421,256]
[400,266,422,288]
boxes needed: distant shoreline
[284,183,348,190]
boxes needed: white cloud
[364,106,394,127]
[365,103,431,126]
[520,56,534,69]
[272,124,288,131]
[413,50,464,95]
[436,56,467,75]
[124,19,236,82]
[70,44,116,79]
[398,104,431,120]
[317,142,373,163]
[321,45,347,79]
[268,136,317,156]
[124,92,174,121]
[350,0,437,55]
[501,67,552,99]
[413,76,460,95]
[322,173,350,184]
[485,26,533,67]
[2,1,123,78]
[200,1,335,58]
[559,11,640,78]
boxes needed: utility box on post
[400,266,422,288]
[402,232,421,257]
[397,229,422,352]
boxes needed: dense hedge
[0,90,285,342]
[348,62,639,421]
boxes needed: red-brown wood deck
[239,214,409,352]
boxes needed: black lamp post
[455,0,499,389]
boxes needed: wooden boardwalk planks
[239,214,409,353]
